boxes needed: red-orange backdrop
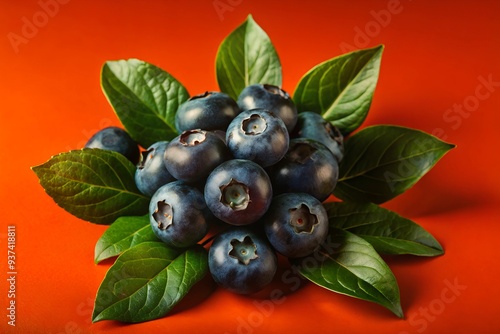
[1,0,500,333]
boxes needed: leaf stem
[200,234,218,247]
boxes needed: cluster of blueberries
[85,84,344,294]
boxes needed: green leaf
[295,228,403,318]
[216,15,282,100]
[32,148,149,225]
[101,58,189,147]
[94,215,159,263]
[92,242,208,323]
[324,202,443,256]
[293,45,383,134]
[333,125,455,204]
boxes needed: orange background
[2,0,500,333]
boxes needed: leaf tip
[387,300,404,318]
[446,142,457,150]
[434,244,445,256]
[394,306,404,319]
[31,164,41,175]
[91,314,101,323]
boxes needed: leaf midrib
[104,63,177,134]
[96,225,152,261]
[44,168,147,199]
[95,248,177,321]
[324,49,380,117]
[358,234,441,249]
[317,248,396,306]
[339,146,447,182]
[99,252,187,320]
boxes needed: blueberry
[212,129,227,144]
[226,108,289,167]
[135,141,176,197]
[149,181,209,248]
[204,159,272,226]
[175,91,241,133]
[85,126,139,164]
[164,129,231,183]
[291,112,344,162]
[237,84,297,132]
[208,227,277,294]
[263,193,329,258]
[267,138,339,202]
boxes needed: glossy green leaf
[92,242,208,323]
[333,125,455,204]
[295,228,403,318]
[94,215,159,263]
[216,15,282,100]
[32,148,149,225]
[293,45,383,134]
[325,202,443,256]
[101,58,189,147]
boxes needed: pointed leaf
[293,45,383,134]
[94,215,159,263]
[32,149,149,225]
[334,125,456,204]
[216,15,282,100]
[295,228,403,317]
[325,202,443,256]
[101,58,189,147]
[92,242,208,323]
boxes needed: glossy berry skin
[204,159,272,226]
[85,126,139,164]
[149,181,209,248]
[267,138,339,202]
[164,129,231,183]
[208,227,277,294]
[226,108,289,168]
[263,193,329,258]
[291,112,344,162]
[175,91,241,133]
[237,84,298,132]
[135,141,176,197]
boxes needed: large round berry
[204,159,272,225]
[268,138,339,202]
[208,227,277,294]
[263,193,329,258]
[226,108,289,167]
[164,129,231,183]
[237,84,297,132]
[175,91,241,133]
[135,141,176,196]
[291,112,344,162]
[85,126,139,164]
[149,181,209,248]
